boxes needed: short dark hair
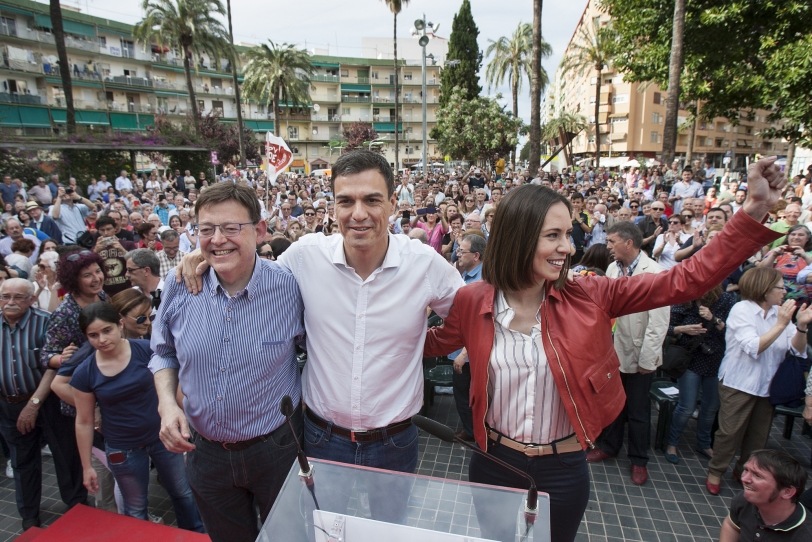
[160,229,180,242]
[96,216,116,230]
[270,237,292,259]
[606,221,643,249]
[136,223,154,237]
[330,150,395,198]
[126,248,160,276]
[79,301,121,335]
[570,192,584,202]
[10,239,35,254]
[483,185,572,291]
[448,213,463,224]
[463,234,486,261]
[195,182,261,224]
[746,449,807,503]
[707,207,727,220]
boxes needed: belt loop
[551,440,559,456]
[325,421,333,442]
[493,432,502,448]
[381,426,389,445]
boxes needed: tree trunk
[226,0,246,168]
[594,68,601,168]
[182,45,199,134]
[50,0,75,134]
[393,12,399,172]
[273,89,280,137]
[787,139,797,177]
[529,0,543,175]
[685,113,696,164]
[512,78,519,169]
[661,0,686,165]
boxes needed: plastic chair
[650,380,679,452]
[422,357,454,415]
[773,404,806,440]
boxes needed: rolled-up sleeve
[427,252,465,319]
[797,265,812,285]
[726,307,761,359]
[149,270,180,373]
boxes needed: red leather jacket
[424,210,779,452]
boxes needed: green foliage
[603,0,812,143]
[0,148,46,183]
[58,149,131,191]
[541,112,588,143]
[440,0,482,108]
[431,87,522,161]
[242,41,314,137]
[485,22,551,116]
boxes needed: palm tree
[49,0,75,134]
[241,41,313,138]
[134,0,234,134]
[560,24,612,168]
[541,111,587,166]
[225,0,245,168]
[528,0,543,175]
[485,22,551,167]
[381,0,410,171]
[661,0,686,165]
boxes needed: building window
[312,126,319,135]
[653,92,661,105]
[604,78,612,84]
[0,16,17,37]
[590,77,597,85]
[652,112,661,124]
[288,126,299,140]
[371,72,379,79]
[120,40,135,59]
[99,36,106,48]
[404,73,413,80]
[342,107,351,116]
[612,94,629,104]
[197,99,205,111]
[212,100,223,116]
[341,69,348,77]
[588,115,596,124]
[650,131,659,143]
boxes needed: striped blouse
[1,308,50,396]
[485,291,573,445]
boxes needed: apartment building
[552,0,788,171]
[0,0,441,171]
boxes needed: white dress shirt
[278,232,464,430]
[115,176,133,192]
[718,300,806,397]
[485,291,573,444]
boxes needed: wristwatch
[713,317,723,326]
[30,398,41,406]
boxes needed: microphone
[411,415,538,520]
[280,395,313,479]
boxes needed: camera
[684,333,712,356]
[65,187,74,195]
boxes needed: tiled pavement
[0,393,809,541]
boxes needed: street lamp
[413,14,437,176]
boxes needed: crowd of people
[0,152,811,542]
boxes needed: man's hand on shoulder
[176,249,208,294]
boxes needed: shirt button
[227,318,231,321]
[355,345,360,350]
[217,396,222,401]
[221,368,225,372]
[354,376,359,380]
[607,373,611,378]
[224,338,229,342]
[227,307,231,312]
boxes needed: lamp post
[413,15,437,177]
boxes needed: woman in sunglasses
[111,289,154,340]
[70,302,203,531]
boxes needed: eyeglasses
[651,207,665,211]
[258,251,274,259]
[772,285,787,291]
[125,266,146,274]
[127,313,156,324]
[304,212,315,217]
[0,294,30,302]
[194,222,255,238]
[630,205,639,209]
[669,220,681,225]
[66,250,93,262]
[682,214,694,218]
[456,249,474,255]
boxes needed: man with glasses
[157,230,186,280]
[270,201,293,233]
[638,200,669,256]
[0,279,86,531]
[151,182,305,542]
[125,249,164,310]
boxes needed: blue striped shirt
[1,308,50,396]
[149,257,305,441]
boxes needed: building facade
[551,0,789,171]
[0,0,440,171]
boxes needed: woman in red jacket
[423,157,785,542]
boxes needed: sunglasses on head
[66,250,93,262]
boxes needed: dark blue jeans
[186,407,302,542]
[469,441,590,542]
[303,414,418,523]
[105,439,203,531]
[0,394,86,520]
[667,369,720,450]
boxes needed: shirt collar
[616,251,643,277]
[462,263,482,282]
[2,308,31,329]
[331,232,401,271]
[760,503,806,532]
[207,255,261,299]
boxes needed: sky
[60,0,586,140]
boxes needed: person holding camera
[48,186,94,244]
[705,267,812,495]
[664,283,736,464]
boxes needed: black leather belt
[195,418,291,451]
[0,393,32,404]
[304,405,412,443]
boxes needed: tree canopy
[439,0,482,108]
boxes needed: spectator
[408,228,428,244]
[124,249,163,310]
[768,203,802,250]
[114,171,132,194]
[92,217,136,297]
[6,239,35,279]
[570,192,592,264]
[412,204,448,255]
[442,213,463,260]
[638,199,668,256]
[706,267,812,495]
[571,243,611,274]
[588,222,670,485]
[719,449,811,540]
[49,187,93,244]
[25,202,62,244]
[156,230,186,280]
[27,178,52,207]
[32,251,60,312]
[756,225,812,305]
[653,214,689,270]
[0,279,84,531]
[481,207,495,239]
[71,302,203,531]
[135,223,162,252]
[664,282,735,464]
[668,167,704,214]
[0,218,41,266]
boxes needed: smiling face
[334,169,396,256]
[198,200,264,287]
[532,202,573,284]
[78,263,105,297]
[123,301,152,338]
[787,228,809,248]
[740,458,791,507]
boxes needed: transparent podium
[258,458,550,542]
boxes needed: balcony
[341,96,370,103]
[107,75,154,88]
[311,93,340,102]
[311,74,340,83]
[402,78,438,85]
[248,111,275,120]
[48,65,104,81]
[277,112,311,121]
[311,114,341,122]
[401,96,439,104]
[0,92,43,105]
[194,84,234,96]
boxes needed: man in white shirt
[588,222,670,486]
[178,150,463,520]
[394,176,414,205]
[115,170,132,194]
